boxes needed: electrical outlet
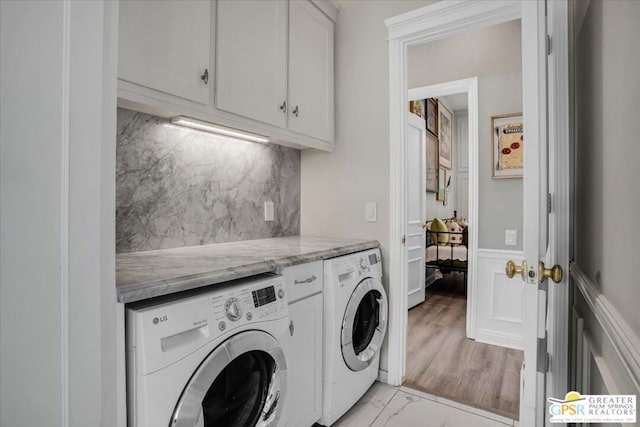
[365,202,377,222]
[505,229,517,246]
[264,201,274,222]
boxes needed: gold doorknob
[505,260,527,281]
[539,261,563,283]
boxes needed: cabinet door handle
[292,105,299,117]
[279,101,287,113]
[289,320,295,336]
[200,68,209,84]
[294,275,317,285]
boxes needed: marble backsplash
[116,109,300,253]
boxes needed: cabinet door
[288,1,334,142]
[216,0,287,128]
[287,294,323,427]
[118,1,211,104]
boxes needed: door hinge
[547,193,552,214]
[546,34,552,55]
[537,335,549,373]
[401,235,406,245]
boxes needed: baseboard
[475,328,524,351]
[377,369,389,384]
[570,262,640,394]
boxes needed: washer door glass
[171,330,287,427]
[341,278,388,372]
[202,350,273,426]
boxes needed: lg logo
[152,315,168,325]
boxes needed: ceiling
[439,93,468,112]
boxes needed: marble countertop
[116,236,379,303]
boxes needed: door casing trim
[408,78,478,341]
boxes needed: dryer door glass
[341,278,388,372]
[352,291,380,354]
[171,330,287,427]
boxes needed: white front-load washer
[126,274,289,427]
[319,248,388,426]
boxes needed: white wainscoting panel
[570,262,640,397]
[474,249,524,350]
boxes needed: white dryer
[126,274,289,427]
[319,248,388,426]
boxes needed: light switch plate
[365,202,377,222]
[505,229,517,246]
[264,201,274,222]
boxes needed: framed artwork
[491,113,524,179]
[426,98,438,136]
[409,99,426,119]
[436,168,447,201]
[425,131,438,193]
[438,101,453,170]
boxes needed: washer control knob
[277,289,285,299]
[218,321,226,331]
[224,297,242,321]
[246,312,253,321]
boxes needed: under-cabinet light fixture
[170,116,270,143]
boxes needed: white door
[118,0,211,104]
[288,0,335,142]
[510,1,569,425]
[216,0,287,128]
[406,113,426,310]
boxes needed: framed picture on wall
[436,168,447,201]
[426,98,438,136]
[438,101,453,170]
[409,99,426,119]
[491,112,524,179]
[425,131,438,193]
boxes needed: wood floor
[403,273,523,420]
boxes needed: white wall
[573,0,640,350]
[408,20,523,251]
[1,2,66,422]
[0,1,118,425]
[301,0,434,372]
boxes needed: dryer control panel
[328,248,382,284]
[127,274,287,375]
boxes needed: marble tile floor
[331,382,520,427]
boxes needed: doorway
[405,69,524,418]
[387,1,571,426]
[406,78,479,340]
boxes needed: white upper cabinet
[118,0,337,150]
[118,1,211,104]
[216,0,335,143]
[216,1,287,128]
[288,0,334,142]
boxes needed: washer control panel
[128,274,287,375]
[209,279,287,333]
